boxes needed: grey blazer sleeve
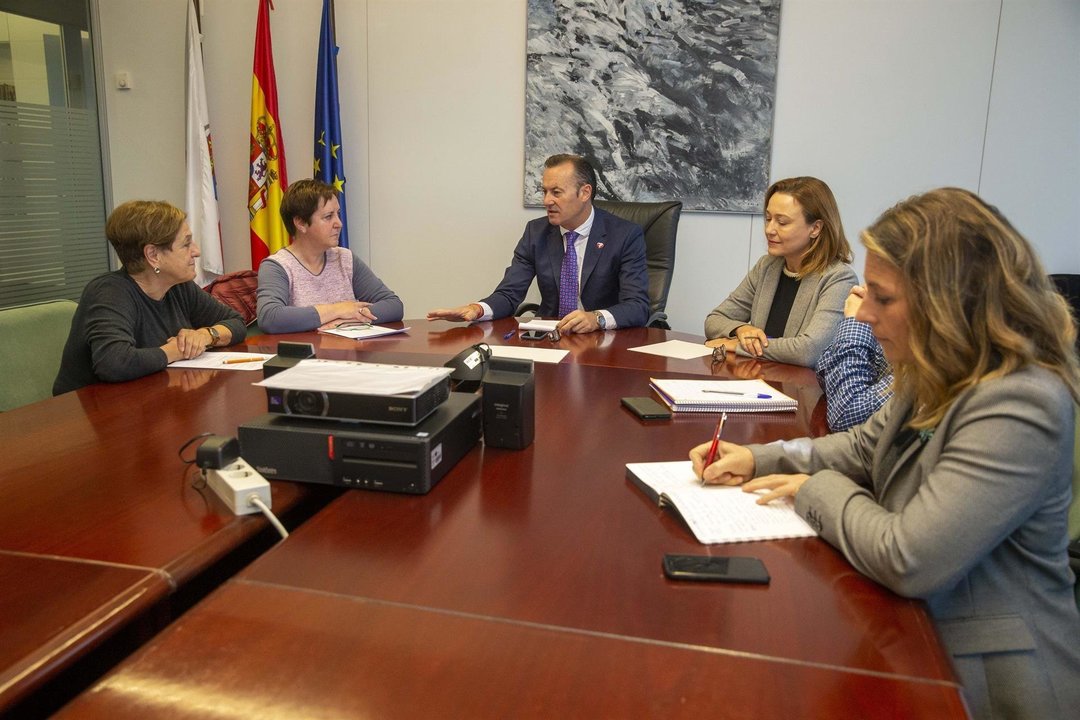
[754,369,1075,599]
[751,262,858,366]
[704,255,765,340]
[705,256,857,367]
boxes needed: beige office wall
[97,0,1080,334]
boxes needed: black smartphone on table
[520,329,559,341]
[621,396,671,420]
[662,554,770,584]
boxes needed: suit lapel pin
[596,242,604,249]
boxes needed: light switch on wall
[116,72,132,90]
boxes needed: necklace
[781,265,801,279]
[286,246,326,274]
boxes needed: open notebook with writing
[649,378,797,413]
[626,461,815,544]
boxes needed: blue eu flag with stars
[314,0,348,247]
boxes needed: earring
[153,266,161,275]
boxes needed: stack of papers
[169,352,274,370]
[515,318,559,333]
[318,323,410,340]
[256,359,452,396]
[649,378,797,413]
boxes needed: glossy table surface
[0,359,334,712]
[0,371,321,575]
[57,321,968,718]
[0,553,168,709]
[59,581,968,720]
[244,316,820,382]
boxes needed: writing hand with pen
[689,424,810,505]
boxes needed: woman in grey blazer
[705,176,857,367]
[692,188,1080,720]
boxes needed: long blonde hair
[861,187,1080,429]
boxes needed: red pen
[702,412,728,486]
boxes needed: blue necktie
[558,231,579,319]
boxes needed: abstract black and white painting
[525,0,781,213]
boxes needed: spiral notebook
[626,461,816,544]
[649,378,797,413]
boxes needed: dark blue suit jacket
[480,207,650,327]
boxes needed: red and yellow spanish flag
[248,0,289,267]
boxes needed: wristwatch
[594,311,607,330]
[205,325,220,347]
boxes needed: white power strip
[205,457,272,515]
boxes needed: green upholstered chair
[0,300,77,411]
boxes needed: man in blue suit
[428,155,649,333]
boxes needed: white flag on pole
[186,0,223,286]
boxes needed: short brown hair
[765,177,852,276]
[106,200,186,273]
[544,154,596,199]
[280,179,338,236]
[862,187,1080,429]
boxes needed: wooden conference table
[17,319,967,717]
[0,354,337,715]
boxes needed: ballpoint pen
[503,329,516,340]
[702,390,772,399]
[702,412,728,486]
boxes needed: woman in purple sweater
[255,179,403,333]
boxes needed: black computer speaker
[482,357,535,449]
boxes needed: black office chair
[516,200,683,329]
[1051,274,1080,609]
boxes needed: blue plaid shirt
[815,317,893,432]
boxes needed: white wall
[98,0,187,207]
[980,0,1080,272]
[96,0,1080,334]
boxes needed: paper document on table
[516,318,559,332]
[628,340,713,360]
[318,323,410,340]
[169,352,275,370]
[626,461,815,544]
[490,345,568,364]
[256,358,452,396]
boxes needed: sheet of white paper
[169,352,275,371]
[628,340,713,360]
[256,359,453,395]
[626,461,815,544]
[319,324,410,340]
[490,345,569,364]
[516,318,559,332]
